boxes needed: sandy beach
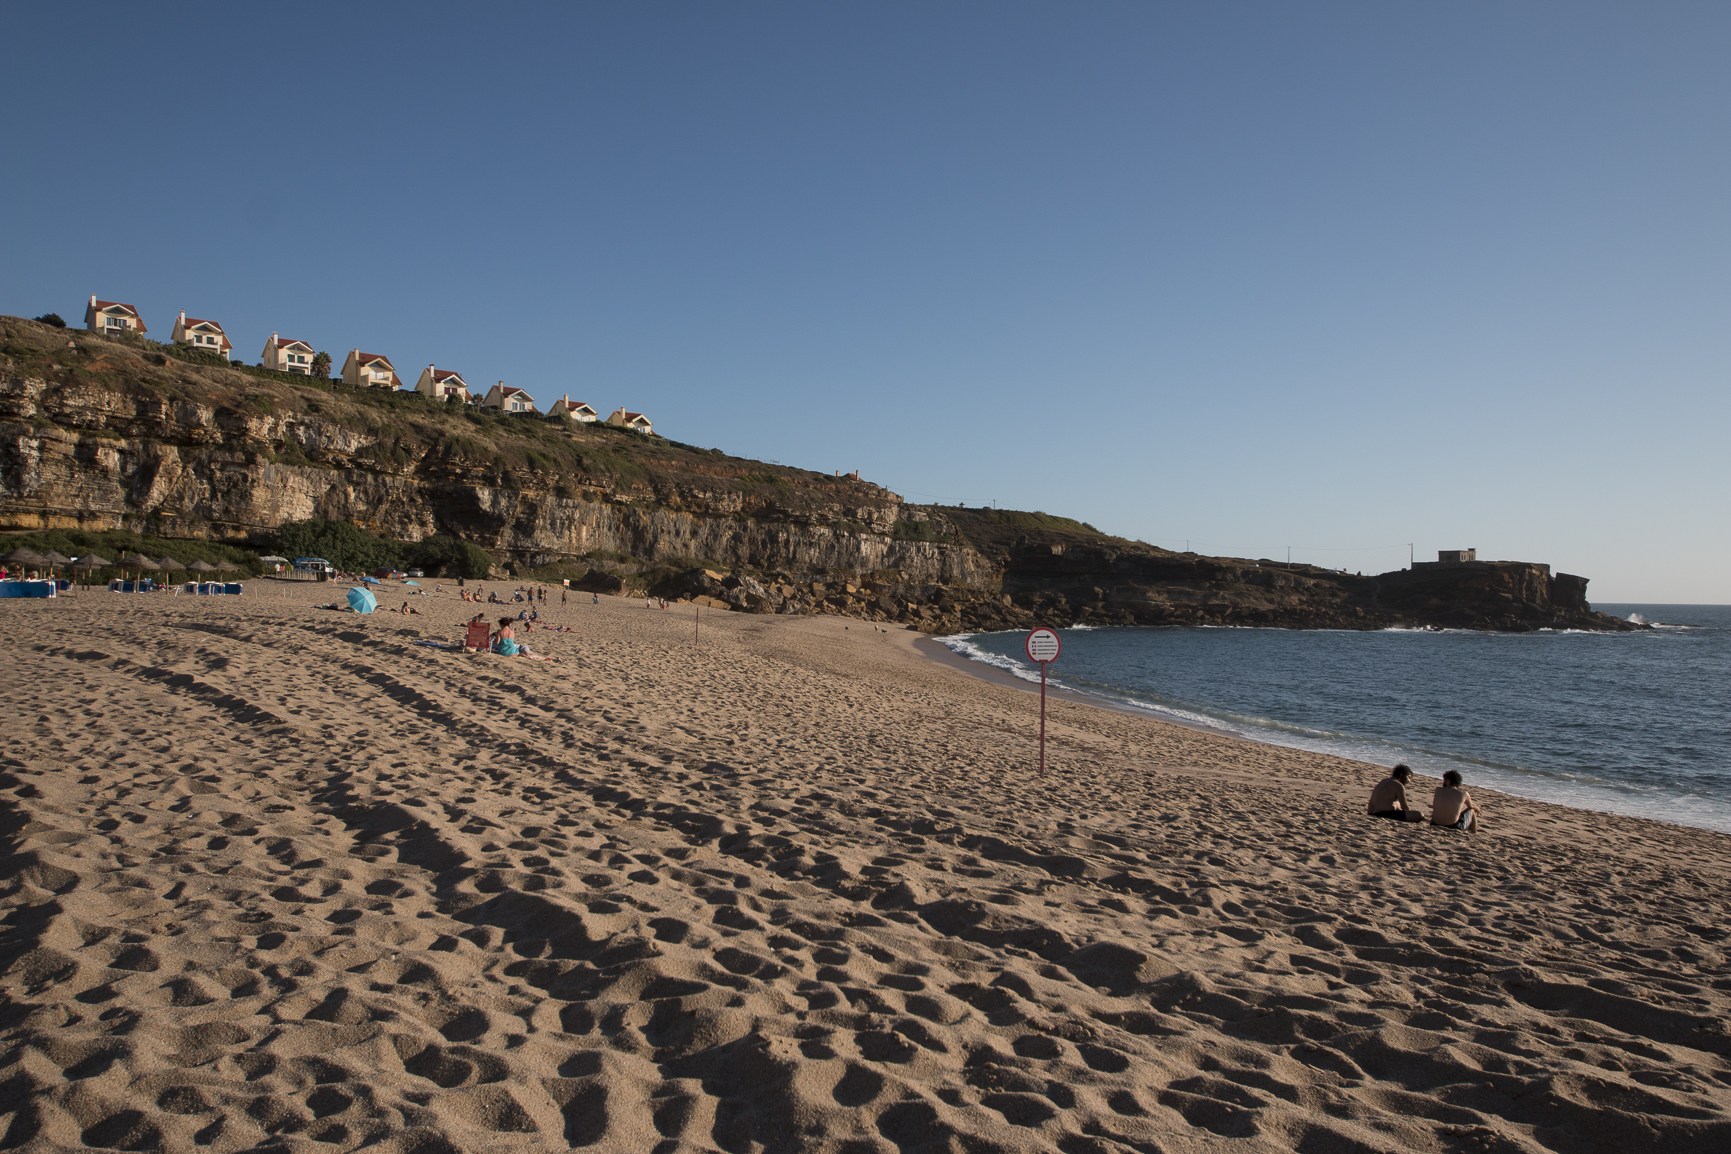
[3,581,1729,1154]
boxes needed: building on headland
[607,409,653,435]
[482,383,537,414]
[415,365,471,401]
[546,395,598,423]
[86,296,146,336]
[171,312,232,359]
[1415,549,1485,569]
[262,333,317,374]
[341,349,403,389]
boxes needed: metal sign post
[1024,627,1062,778]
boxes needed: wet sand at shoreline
[3,581,1728,1152]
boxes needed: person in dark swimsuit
[1367,764,1427,822]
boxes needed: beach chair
[463,621,492,652]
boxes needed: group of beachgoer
[1367,764,1483,832]
[458,583,571,605]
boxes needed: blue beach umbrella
[347,586,377,614]
[361,575,381,584]
[403,580,422,586]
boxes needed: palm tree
[312,350,332,380]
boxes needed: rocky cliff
[1,315,1638,634]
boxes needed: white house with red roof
[85,296,146,336]
[171,311,233,359]
[546,395,598,423]
[262,333,317,374]
[341,349,403,389]
[607,408,653,435]
[415,365,471,401]
[481,382,537,414]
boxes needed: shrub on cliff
[268,519,494,579]
[271,519,402,573]
[34,313,66,329]
[405,534,494,580]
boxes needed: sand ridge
[2,582,1728,1153]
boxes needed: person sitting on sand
[1367,764,1427,822]
[1430,770,1482,832]
[493,617,520,656]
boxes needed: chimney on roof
[178,310,185,324]
[89,295,96,306]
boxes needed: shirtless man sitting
[1367,764,1427,822]
[1430,769,1482,832]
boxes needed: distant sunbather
[1430,770,1482,832]
[1368,764,1426,822]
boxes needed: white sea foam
[936,635,1047,686]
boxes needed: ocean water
[940,605,1731,834]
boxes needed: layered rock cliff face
[1,316,1637,633]
[0,319,989,586]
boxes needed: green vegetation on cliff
[269,520,495,578]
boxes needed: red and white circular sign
[1025,627,1061,664]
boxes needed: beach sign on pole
[1025,627,1061,778]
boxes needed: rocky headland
[1,315,1639,634]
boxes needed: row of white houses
[83,296,653,434]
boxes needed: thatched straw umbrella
[2,546,46,578]
[187,559,218,573]
[120,552,160,588]
[74,552,113,590]
[156,557,187,592]
[38,549,73,593]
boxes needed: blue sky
[3,3,1726,601]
